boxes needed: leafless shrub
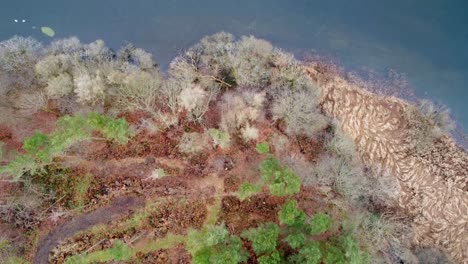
[48,37,82,54]
[10,89,48,114]
[178,132,209,154]
[240,124,259,142]
[271,88,328,137]
[45,73,74,99]
[219,90,265,135]
[0,204,40,231]
[73,70,107,105]
[347,212,416,264]
[117,44,156,70]
[229,36,274,87]
[325,120,358,162]
[0,36,43,94]
[114,70,163,113]
[414,247,450,264]
[186,32,235,79]
[179,83,219,121]
[406,99,455,153]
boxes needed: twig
[41,195,66,215]
[84,239,106,254]
[127,231,147,246]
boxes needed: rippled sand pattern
[306,67,468,263]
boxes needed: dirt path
[33,196,144,264]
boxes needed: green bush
[284,233,306,249]
[268,168,301,196]
[278,200,306,227]
[256,142,270,154]
[259,156,281,182]
[289,242,322,264]
[238,182,262,200]
[0,113,130,180]
[258,250,282,264]
[186,225,247,264]
[309,213,332,235]
[258,156,301,196]
[241,223,279,255]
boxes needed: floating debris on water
[41,26,55,37]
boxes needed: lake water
[1,0,467,133]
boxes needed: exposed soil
[33,196,143,264]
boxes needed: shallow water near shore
[1,0,467,132]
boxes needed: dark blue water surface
[1,0,467,130]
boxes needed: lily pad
[41,26,55,37]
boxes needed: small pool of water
[1,0,467,131]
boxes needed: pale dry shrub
[83,39,112,61]
[179,84,208,112]
[187,32,235,77]
[271,133,290,153]
[229,36,274,87]
[117,44,155,70]
[139,119,161,134]
[73,71,106,104]
[271,88,328,137]
[11,89,48,114]
[114,70,163,113]
[148,168,167,180]
[0,36,43,93]
[48,37,82,54]
[406,100,455,153]
[348,212,416,264]
[180,83,220,121]
[240,124,259,142]
[44,73,74,98]
[270,49,314,91]
[208,129,231,149]
[219,91,265,134]
[160,79,183,114]
[325,120,358,162]
[35,54,72,80]
[169,52,218,92]
[178,132,208,154]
